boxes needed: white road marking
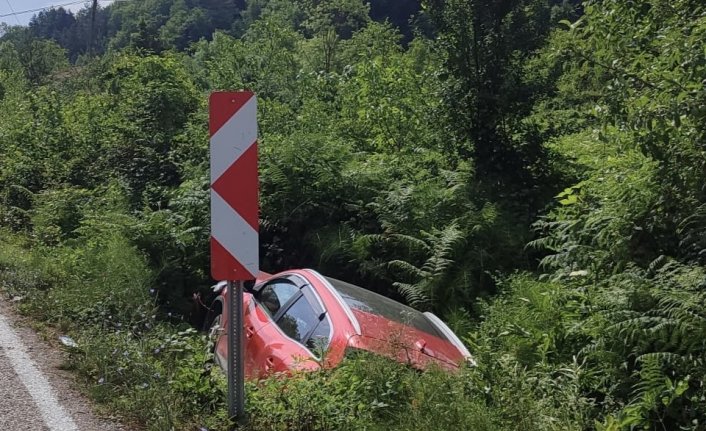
[0,313,79,431]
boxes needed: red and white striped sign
[209,92,259,280]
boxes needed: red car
[204,269,474,379]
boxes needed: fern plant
[678,203,706,265]
[387,222,465,308]
[580,261,706,429]
[338,162,528,313]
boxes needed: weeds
[0,230,230,430]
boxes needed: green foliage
[28,6,111,61]
[531,131,662,276]
[0,30,69,82]
[424,0,556,195]
[540,0,706,264]
[0,200,153,328]
[247,352,499,431]
[338,29,441,152]
[2,1,706,430]
[31,186,93,245]
[577,263,706,429]
[466,276,595,430]
[73,326,230,431]
[0,231,227,430]
[471,275,581,368]
[301,0,371,40]
[159,2,212,51]
[344,162,529,312]
[519,4,706,428]
[107,0,242,53]
[196,22,303,101]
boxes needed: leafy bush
[580,262,706,429]
[246,352,500,431]
[72,326,230,431]
[30,187,93,245]
[468,274,594,429]
[531,131,661,277]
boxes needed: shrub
[468,274,594,430]
[71,326,230,431]
[246,352,500,431]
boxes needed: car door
[249,281,333,378]
[243,278,300,378]
[213,278,299,378]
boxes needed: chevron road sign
[209,91,258,425]
[209,91,259,281]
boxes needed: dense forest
[0,0,705,430]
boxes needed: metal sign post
[209,91,259,428]
[227,280,245,424]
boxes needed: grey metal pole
[227,280,246,426]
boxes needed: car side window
[276,296,317,343]
[257,280,299,317]
[305,318,331,353]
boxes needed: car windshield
[325,277,444,339]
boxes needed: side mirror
[212,281,228,294]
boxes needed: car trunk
[347,309,463,371]
[325,276,465,370]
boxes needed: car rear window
[325,277,444,339]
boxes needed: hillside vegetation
[0,0,705,430]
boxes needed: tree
[0,27,68,83]
[298,0,370,72]
[425,0,559,197]
[128,18,165,54]
[368,0,422,42]
[338,24,440,153]
[160,1,212,50]
[97,54,199,205]
[28,8,76,50]
[26,5,113,61]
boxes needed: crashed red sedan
[203,269,474,379]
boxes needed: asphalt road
[0,299,127,431]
